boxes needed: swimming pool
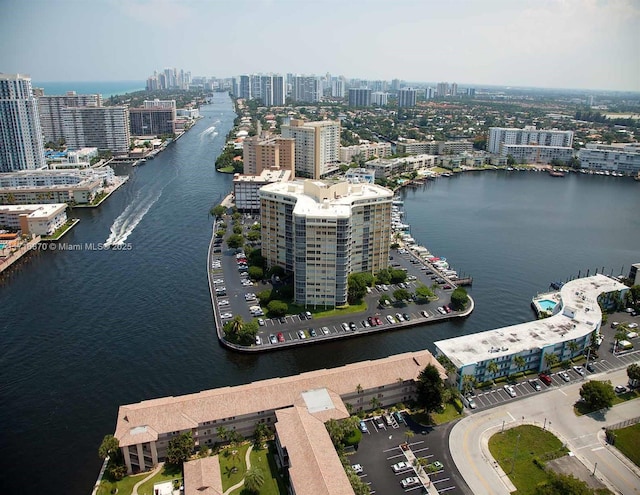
[538,299,557,312]
[0,243,6,249]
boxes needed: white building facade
[0,203,67,236]
[0,74,46,172]
[281,120,340,178]
[578,143,640,174]
[488,126,574,154]
[259,180,392,307]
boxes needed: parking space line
[438,486,457,493]
[432,477,449,483]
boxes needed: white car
[628,322,638,329]
[437,306,447,315]
[218,299,229,306]
[220,312,233,319]
[213,278,224,284]
[297,330,306,339]
[400,477,420,488]
[503,385,516,397]
[559,371,571,382]
[254,336,261,345]
[572,366,585,376]
[351,464,363,474]
[392,461,410,473]
[420,310,430,318]
[386,314,396,324]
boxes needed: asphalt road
[449,366,640,495]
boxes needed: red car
[277,332,285,343]
[375,317,383,326]
[368,316,376,326]
[539,373,552,386]
[443,305,452,314]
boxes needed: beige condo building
[242,133,295,176]
[259,180,392,307]
[281,120,340,179]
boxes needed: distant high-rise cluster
[348,88,372,107]
[146,68,192,91]
[233,74,286,106]
[0,73,46,172]
[398,88,417,108]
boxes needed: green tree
[513,355,526,371]
[506,154,516,166]
[210,205,226,217]
[253,422,270,447]
[247,230,261,242]
[98,434,120,460]
[216,426,230,443]
[393,288,411,302]
[257,289,272,305]
[462,374,477,395]
[627,363,640,388]
[166,432,194,466]
[415,364,445,413]
[450,287,469,310]
[267,300,288,316]
[348,272,372,303]
[534,470,604,495]
[414,285,435,301]
[567,340,579,356]
[248,266,263,280]
[579,380,616,411]
[487,360,499,379]
[544,352,559,370]
[227,233,244,250]
[244,466,265,493]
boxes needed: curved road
[450,367,640,495]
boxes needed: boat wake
[104,187,162,248]
[200,126,218,140]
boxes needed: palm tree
[462,375,477,395]
[369,396,381,411]
[244,466,265,493]
[567,341,579,357]
[513,356,526,371]
[486,361,499,380]
[356,384,363,394]
[216,426,229,443]
[544,352,559,370]
[404,430,414,444]
[229,316,244,337]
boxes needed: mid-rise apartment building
[0,203,67,236]
[331,79,345,98]
[366,154,435,178]
[348,88,372,107]
[142,99,176,109]
[435,275,627,390]
[233,169,292,212]
[396,140,473,156]
[0,73,46,172]
[578,143,640,174]
[242,134,295,176]
[129,107,176,136]
[371,91,388,106]
[488,126,574,154]
[500,144,574,164]
[260,180,392,307]
[38,91,102,143]
[281,120,340,178]
[62,106,130,153]
[339,142,392,162]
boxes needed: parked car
[386,315,396,324]
[586,362,596,373]
[269,334,277,344]
[359,421,368,433]
[615,385,627,394]
[254,336,261,345]
[305,311,312,319]
[258,318,265,326]
[430,461,443,470]
[437,306,447,315]
[503,385,516,397]
[297,330,306,339]
[374,416,384,429]
[421,310,430,318]
[322,326,330,335]
[348,321,357,331]
[309,328,317,337]
[392,461,410,473]
[403,313,410,321]
[529,379,541,391]
[277,332,285,343]
[351,464,363,474]
[539,373,552,385]
[559,371,571,382]
[572,365,585,376]
[375,316,383,326]
[400,477,420,488]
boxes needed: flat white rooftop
[435,274,627,368]
[0,203,67,219]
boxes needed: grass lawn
[312,301,368,318]
[488,425,568,495]
[611,423,640,467]
[219,444,250,491]
[230,444,285,495]
[218,166,236,173]
[431,402,463,425]
[100,470,149,495]
[574,388,640,416]
[136,464,182,495]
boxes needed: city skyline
[1,0,638,92]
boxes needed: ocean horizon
[33,80,145,98]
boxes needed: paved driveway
[449,367,640,495]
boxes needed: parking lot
[466,348,640,411]
[348,412,465,495]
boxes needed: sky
[1,0,639,91]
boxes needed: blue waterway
[34,81,145,97]
[1,93,639,494]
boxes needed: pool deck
[531,291,562,317]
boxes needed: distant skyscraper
[466,88,476,97]
[239,75,251,100]
[371,91,388,106]
[292,76,321,103]
[425,87,435,99]
[451,82,458,97]
[0,73,46,172]
[436,82,449,97]
[38,91,102,143]
[391,79,401,91]
[271,75,285,106]
[331,79,345,98]
[348,88,372,107]
[398,88,417,108]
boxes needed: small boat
[548,169,565,177]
